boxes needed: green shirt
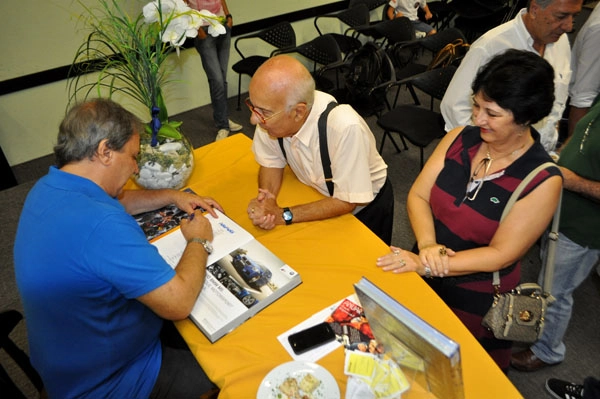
[558,95,600,249]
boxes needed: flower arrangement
[68,0,225,146]
[69,0,226,189]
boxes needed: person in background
[565,5,600,140]
[510,93,600,372]
[245,55,394,244]
[440,0,582,153]
[386,0,437,37]
[546,376,600,399]
[376,50,563,371]
[188,0,242,141]
[14,98,222,399]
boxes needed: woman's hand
[376,246,422,274]
[418,244,455,277]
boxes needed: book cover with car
[148,208,302,342]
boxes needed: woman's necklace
[464,140,528,202]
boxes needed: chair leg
[379,131,405,154]
[3,339,44,393]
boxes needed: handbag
[482,162,561,343]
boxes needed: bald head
[251,55,315,110]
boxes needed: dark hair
[54,98,142,168]
[471,49,555,125]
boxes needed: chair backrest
[257,21,297,52]
[314,3,370,37]
[234,21,296,58]
[294,34,343,68]
[374,17,416,47]
[410,65,458,102]
[349,0,387,11]
[338,3,371,30]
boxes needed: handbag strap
[492,162,562,295]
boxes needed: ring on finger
[439,246,447,256]
[393,249,400,256]
[398,259,406,267]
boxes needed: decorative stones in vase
[134,131,194,190]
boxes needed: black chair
[1,310,44,399]
[279,34,346,94]
[231,22,296,109]
[373,16,416,49]
[452,0,511,42]
[385,28,467,104]
[377,66,457,168]
[348,0,389,42]
[314,3,370,59]
[418,0,456,30]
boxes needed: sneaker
[215,129,229,141]
[545,378,584,399]
[229,119,243,132]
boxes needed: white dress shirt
[440,9,572,152]
[569,5,600,108]
[252,91,388,212]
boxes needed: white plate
[256,361,340,399]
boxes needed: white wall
[0,0,355,166]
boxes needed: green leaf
[158,123,182,140]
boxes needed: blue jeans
[531,232,600,363]
[194,25,231,130]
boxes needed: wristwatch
[282,207,293,225]
[187,237,213,255]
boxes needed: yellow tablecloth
[140,134,522,399]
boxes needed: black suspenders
[278,101,338,196]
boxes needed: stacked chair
[231,21,296,109]
[313,3,371,60]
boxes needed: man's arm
[137,211,213,320]
[248,166,357,229]
[119,188,223,217]
[561,166,600,203]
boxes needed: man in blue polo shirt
[14,98,221,399]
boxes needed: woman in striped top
[376,49,563,370]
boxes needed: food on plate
[299,373,321,393]
[278,373,322,399]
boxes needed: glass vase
[134,129,195,190]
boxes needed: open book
[354,277,464,399]
[150,209,302,342]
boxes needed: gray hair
[54,98,142,168]
[528,0,554,10]
[285,66,316,111]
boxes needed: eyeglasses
[464,156,492,201]
[245,97,284,125]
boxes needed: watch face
[283,211,292,221]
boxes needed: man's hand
[247,189,281,229]
[171,190,224,218]
[180,210,213,243]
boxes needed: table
[150,134,523,399]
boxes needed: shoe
[546,378,584,399]
[215,129,229,141]
[228,119,243,132]
[510,349,558,372]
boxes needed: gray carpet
[3,62,600,399]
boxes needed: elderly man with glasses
[244,55,394,244]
